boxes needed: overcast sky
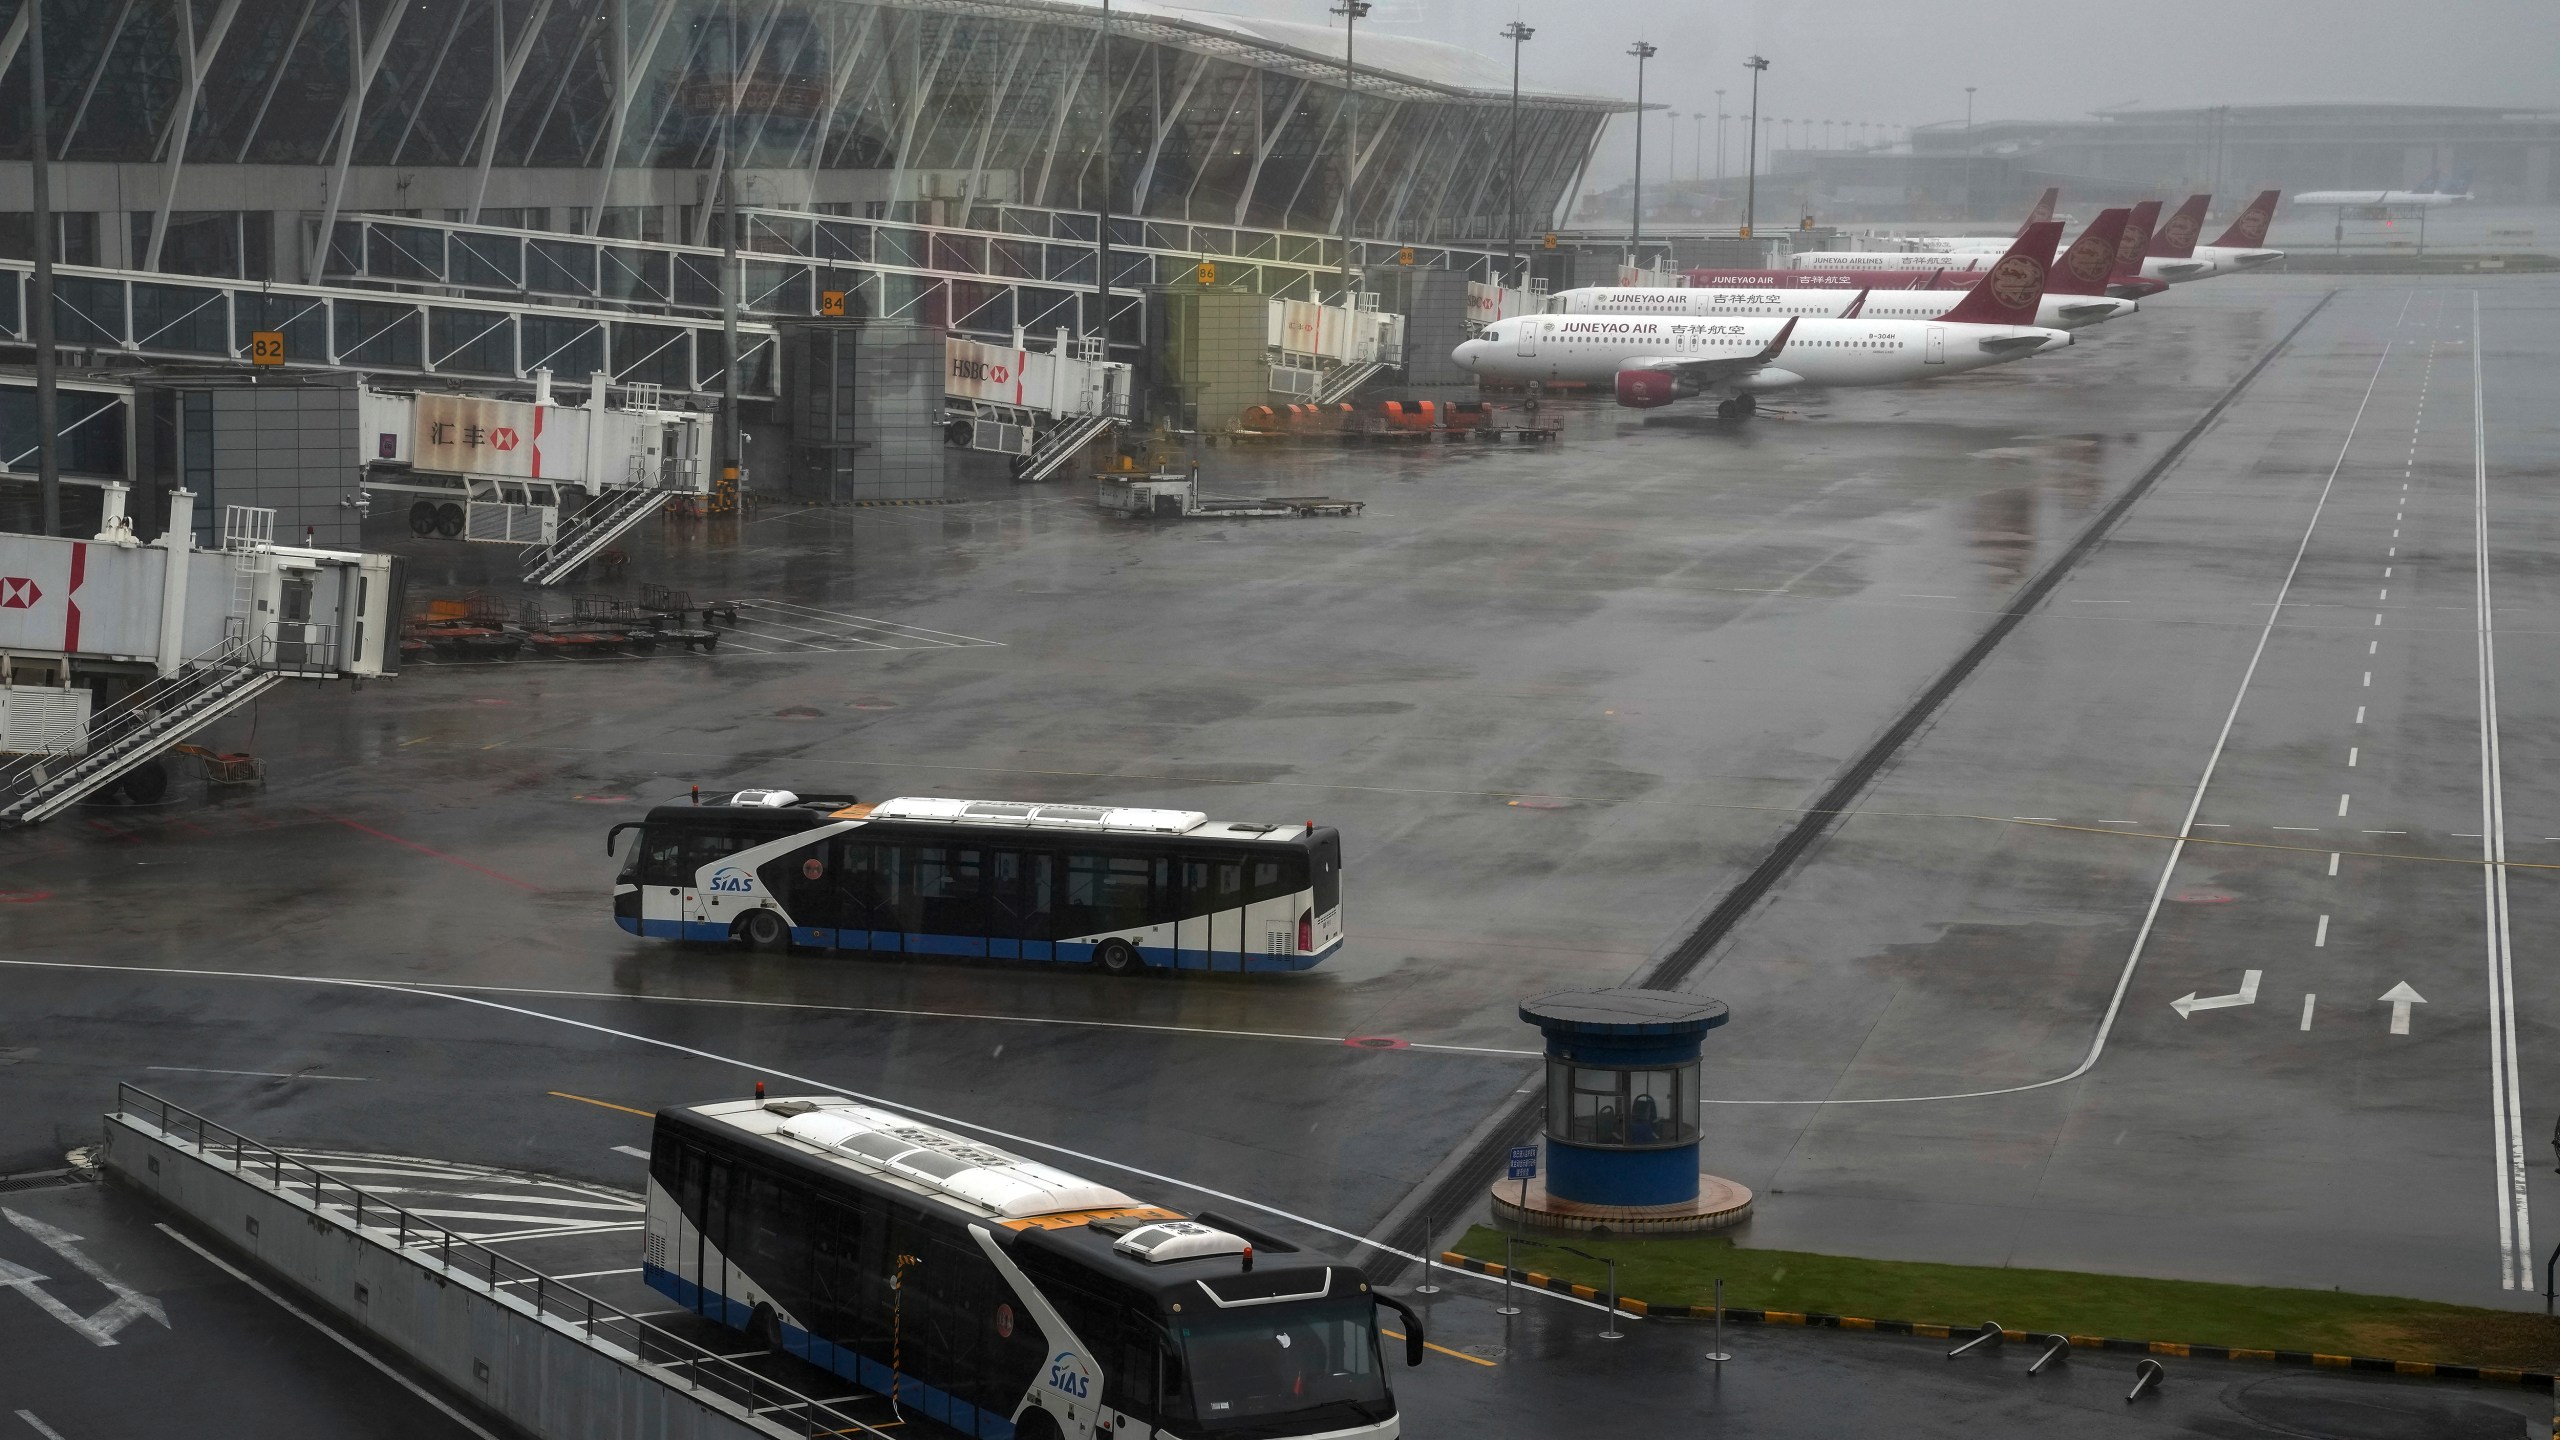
[1166,0,2560,183]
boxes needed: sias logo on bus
[1046,1350,1094,1401]
[708,866,757,894]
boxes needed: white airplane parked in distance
[2294,189,2471,207]
[1554,211,2139,331]
[1453,224,2073,420]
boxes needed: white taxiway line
[14,1414,66,1440]
[1,959,1605,1314]
[2469,291,2531,1290]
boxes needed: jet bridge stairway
[1316,359,1390,404]
[0,648,283,825]
[1016,414,1121,482]
[521,487,664,587]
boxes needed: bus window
[834,840,914,931]
[640,829,690,886]
[988,851,1053,937]
[1066,853,1151,931]
[1310,832,1340,916]
[916,847,986,935]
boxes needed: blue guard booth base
[1493,987,1755,1235]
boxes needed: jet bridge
[0,493,404,824]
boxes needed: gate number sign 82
[250,331,286,365]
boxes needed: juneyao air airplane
[1793,196,2214,283]
[2140,191,2285,279]
[1452,223,2073,420]
[1691,202,2166,301]
[1841,192,2264,284]
[1554,211,2137,331]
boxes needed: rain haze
[1156,0,2560,186]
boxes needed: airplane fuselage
[1453,313,2070,397]
[1552,285,2136,331]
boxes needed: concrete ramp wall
[100,1099,870,1440]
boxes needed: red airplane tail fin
[2015,186,2060,236]
[2211,190,2280,248]
[2046,209,2130,295]
[2113,200,2162,281]
[1935,221,2063,325]
[2148,194,2211,257]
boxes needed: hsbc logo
[489,427,520,451]
[0,577,40,609]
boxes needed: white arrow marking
[2,1208,169,1344]
[2379,981,2427,1035]
[2172,969,2262,1019]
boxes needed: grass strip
[1452,1227,2560,1369]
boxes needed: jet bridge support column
[155,489,195,677]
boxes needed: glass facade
[1544,1056,1701,1150]
[0,0,1611,243]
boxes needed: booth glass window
[1546,1060,1700,1148]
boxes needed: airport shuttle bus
[608,790,1344,973]
[647,1095,1422,1440]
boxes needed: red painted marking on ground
[2171,891,2236,904]
[1344,1036,1410,1050]
[0,890,51,904]
[1506,796,1572,810]
[572,794,632,804]
[332,818,540,891]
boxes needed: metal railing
[113,1084,889,1440]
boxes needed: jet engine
[1613,368,1689,408]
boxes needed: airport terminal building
[0,0,1616,276]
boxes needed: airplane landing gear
[1717,394,1757,421]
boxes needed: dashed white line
[2338,794,2351,816]
[2355,706,2367,724]
[2348,747,2359,767]
[2300,994,2317,1031]
[2327,853,2341,877]
[2315,914,2330,947]
[611,1145,651,1160]
[14,1415,67,1440]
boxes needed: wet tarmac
[4,272,2558,1429]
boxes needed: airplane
[1703,201,2165,300]
[2131,193,2220,282]
[1884,186,2063,253]
[2293,189,2471,207]
[2181,190,2285,275]
[1453,222,2073,421]
[1565,210,2138,330]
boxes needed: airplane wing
[1974,333,2050,356]
[1620,317,1799,387]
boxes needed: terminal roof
[1519,987,1730,1035]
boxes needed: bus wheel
[1013,1411,1062,1440]
[748,1302,785,1354]
[737,909,788,952]
[1094,939,1141,977]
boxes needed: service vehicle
[647,1093,1424,1440]
[609,790,1344,973]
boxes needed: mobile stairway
[0,641,283,825]
[1014,413,1122,482]
[521,486,667,587]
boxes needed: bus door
[635,826,690,936]
[677,1146,736,1315]
[1182,858,1243,970]
[988,850,1054,960]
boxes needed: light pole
[1627,40,1656,262]
[1691,112,1705,183]
[1503,20,1533,281]
[1742,56,1768,238]
[26,0,59,535]
[718,0,741,511]
[1964,86,1978,221]
[1096,0,1113,346]
[1667,111,1679,196]
[1714,89,1726,185]
[1331,0,1371,301]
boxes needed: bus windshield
[1173,1298,1388,1428]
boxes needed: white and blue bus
[608,791,1344,973]
[647,1094,1422,1440]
